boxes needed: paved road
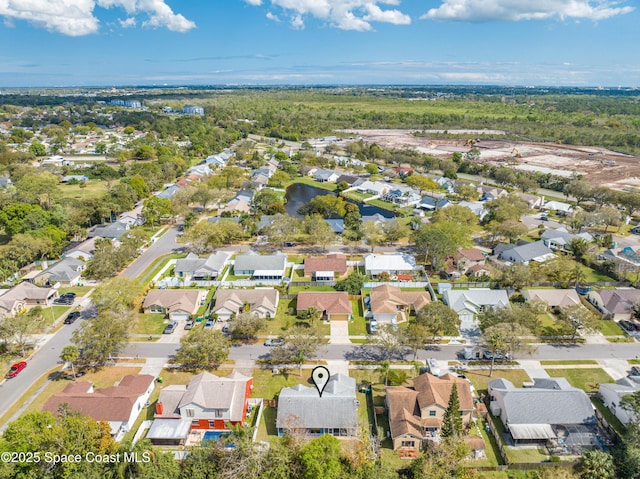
[123,341,640,363]
[122,225,182,279]
[0,305,89,418]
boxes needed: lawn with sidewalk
[464,369,532,396]
[261,300,330,337]
[545,368,614,393]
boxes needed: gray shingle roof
[276,374,358,430]
[234,252,287,273]
[174,252,229,277]
[499,240,554,263]
[490,378,596,426]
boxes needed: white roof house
[442,288,510,322]
[543,200,574,215]
[599,376,640,425]
[364,253,417,278]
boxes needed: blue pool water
[202,431,230,444]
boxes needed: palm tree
[486,332,506,377]
[379,360,391,386]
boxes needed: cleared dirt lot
[344,129,640,191]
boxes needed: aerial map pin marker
[311,366,331,397]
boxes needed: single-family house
[220,190,253,214]
[442,289,510,322]
[233,251,287,280]
[418,196,451,211]
[276,374,358,437]
[149,370,253,445]
[154,184,180,200]
[488,378,598,446]
[517,193,544,209]
[118,212,145,227]
[303,254,347,281]
[361,213,394,225]
[543,200,574,216]
[33,257,85,286]
[386,373,475,453]
[541,227,593,251]
[522,289,582,310]
[44,375,155,441]
[369,285,431,323]
[61,175,88,183]
[427,175,455,193]
[212,288,279,321]
[204,150,233,168]
[313,169,340,183]
[88,221,130,240]
[499,240,555,264]
[478,185,508,201]
[142,289,208,321]
[587,288,640,321]
[336,174,359,186]
[65,237,100,261]
[0,282,59,315]
[599,376,640,425]
[382,186,421,207]
[0,177,12,189]
[355,180,390,196]
[297,292,352,321]
[458,201,489,221]
[187,164,213,177]
[174,252,230,284]
[364,253,417,279]
[324,219,345,234]
[454,249,486,274]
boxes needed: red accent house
[154,370,252,430]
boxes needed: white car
[427,358,440,377]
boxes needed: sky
[0,0,638,88]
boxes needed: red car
[6,361,27,378]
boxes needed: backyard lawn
[545,368,614,393]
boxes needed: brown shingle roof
[303,254,347,276]
[296,292,352,315]
[142,289,206,315]
[413,373,474,411]
[456,248,485,262]
[43,375,155,422]
[370,284,430,314]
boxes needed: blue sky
[0,1,638,87]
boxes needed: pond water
[284,183,395,219]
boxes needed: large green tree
[440,382,463,439]
[175,328,231,370]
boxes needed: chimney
[155,402,164,415]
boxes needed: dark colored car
[630,366,640,376]
[6,361,27,378]
[620,320,638,332]
[54,296,74,305]
[64,311,81,324]
[61,292,76,299]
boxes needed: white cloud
[245,0,411,31]
[422,0,634,22]
[0,0,195,36]
[266,11,280,21]
[119,17,136,28]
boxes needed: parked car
[540,215,549,221]
[184,320,194,330]
[619,320,638,332]
[54,296,74,305]
[6,361,27,378]
[222,323,229,333]
[64,311,81,324]
[484,350,512,361]
[630,366,640,376]
[369,319,378,333]
[163,321,178,334]
[427,358,440,377]
[61,292,76,299]
[264,338,284,346]
[284,242,296,247]
[204,320,214,330]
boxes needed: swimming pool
[202,431,230,444]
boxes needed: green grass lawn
[288,284,337,294]
[133,313,167,335]
[293,269,311,281]
[138,253,184,285]
[291,176,337,192]
[599,319,626,336]
[539,359,598,365]
[252,368,313,400]
[58,286,93,296]
[59,178,120,200]
[464,369,532,395]
[261,300,331,336]
[341,190,374,202]
[591,397,626,436]
[545,368,614,393]
[348,299,368,336]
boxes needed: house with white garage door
[442,288,510,322]
[143,289,208,321]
